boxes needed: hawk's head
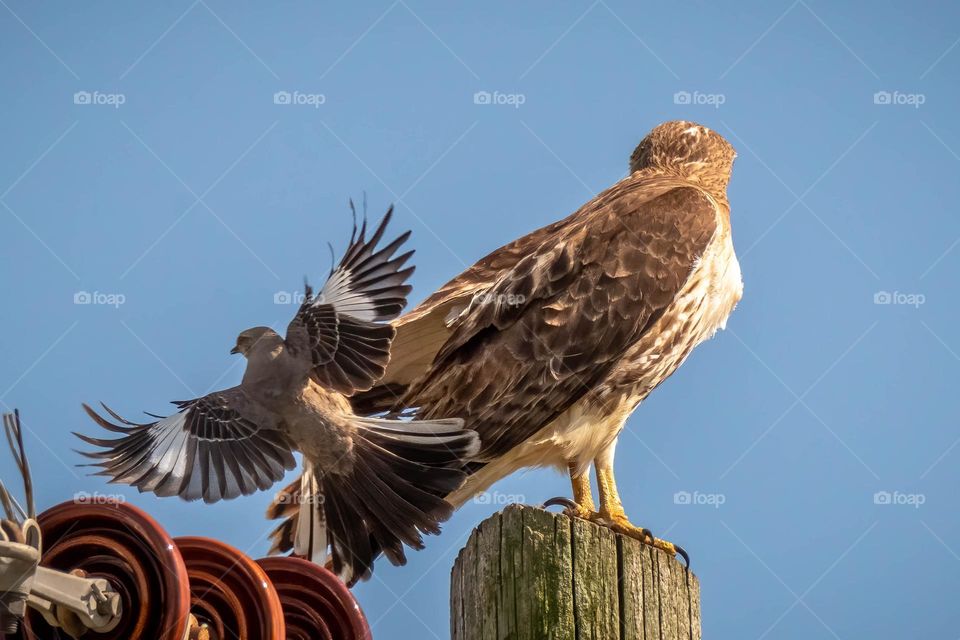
[629,121,736,192]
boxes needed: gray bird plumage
[77,205,478,585]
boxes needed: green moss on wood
[451,504,700,640]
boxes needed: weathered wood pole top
[450,504,700,640]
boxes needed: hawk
[273,120,742,561]
[76,207,479,585]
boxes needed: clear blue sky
[2,2,958,637]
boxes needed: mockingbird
[77,206,478,585]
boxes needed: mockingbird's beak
[230,345,240,355]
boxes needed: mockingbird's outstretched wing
[286,205,415,395]
[77,386,296,503]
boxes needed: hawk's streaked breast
[595,205,742,413]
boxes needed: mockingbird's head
[231,326,282,358]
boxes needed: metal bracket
[0,519,123,636]
[27,565,123,633]
[0,519,40,634]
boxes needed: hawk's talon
[543,497,596,520]
[543,496,580,511]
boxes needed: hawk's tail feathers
[266,416,477,586]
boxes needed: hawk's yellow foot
[600,513,687,561]
[591,461,690,566]
[541,498,689,567]
[542,462,601,519]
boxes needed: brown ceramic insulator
[174,537,284,640]
[20,500,191,640]
[256,556,371,640]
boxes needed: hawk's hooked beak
[230,345,241,355]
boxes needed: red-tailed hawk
[272,120,742,563]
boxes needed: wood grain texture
[451,505,700,640]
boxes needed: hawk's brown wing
[404,180,718,459]
[372,175,696,395]
[376,211,575,393]
[403,214,575,323]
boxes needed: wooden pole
[450,504,700,640]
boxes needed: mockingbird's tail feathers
[266,416,477,586]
